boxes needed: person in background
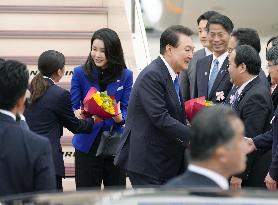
[24,50,94,190]
[227,45,273,189]
[227,28,269,87]
[194,14,234,103]
[180,10,219,100]
[70,28,133,189]
[165,105,247,189]
[266,36,278,110]
[114,25,193,186]
[0,60,55,196]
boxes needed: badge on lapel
[229,94,236,105]
[216,91,225,101]
[117,86,124,91]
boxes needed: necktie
[208,59,219,95]
[174,76,181,103]
[232,89,239,109]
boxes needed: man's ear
[57,68,63,77]
[213,146,228,164]
[15,94,26,114]
[165,44,172,55]
[239,63,247,74]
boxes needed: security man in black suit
[0,60,56,196]
[166,105,247,189]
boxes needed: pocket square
[117,86,123,91]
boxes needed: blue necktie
[208,59,219,95]
[174,76,181,103]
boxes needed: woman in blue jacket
[70,28,133,189]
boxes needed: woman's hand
[112,102,123,123]
[113,113,123,123]
[74,109,85,119]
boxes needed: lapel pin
[205,72,208,76]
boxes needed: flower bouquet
[82,87,119,119]
[184,96,213,123]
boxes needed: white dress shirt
[160,54,177,82]
[209,52,229,80]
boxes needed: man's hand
[265,172,277,191]
[74,109,85,119]
[230,176,242,190]
[243,137,256,154]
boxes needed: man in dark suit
[195,14,234,103]
[0,60,56,196]
[180,11,219,100]
[246,45,278,191]
[227,45,273,189]
[166,105,247,189]
[114,25,193,186]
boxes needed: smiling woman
[70,28,133,190]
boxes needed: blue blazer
[70,65,133,153]
[25,79,93,176]
[0,112,56,196]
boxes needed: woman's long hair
[30,50,65,103]
[83,28,127,85]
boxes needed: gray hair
[266,45,278,65]
[273,38,278,47]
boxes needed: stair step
[0,1,104,7]
[0,5,108,14]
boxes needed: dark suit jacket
[180,48,206,101]
[0,112,55,196]
[165,170,221,189]
[259,69,270,88]
[272,86,278,110]
[233,77,273,186]
[24,79,93,176]
[195,54,232,103]
[114,56,190,182]
[253,107,278,181]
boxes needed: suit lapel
[272,86,278,97]
[199,55,212,98]
[106,80,118,96]
[234,77,260,110]
[208,57,229,99]
[157,57,184,118]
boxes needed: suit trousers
[75,132,126,189]
[56,175,63,191]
